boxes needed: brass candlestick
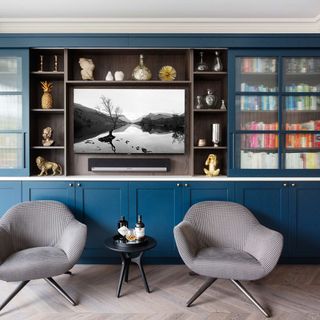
[39,55,44,72]
[53,55,58,72]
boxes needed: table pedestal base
[117,251,150,297]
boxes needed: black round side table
[104,236,156,297]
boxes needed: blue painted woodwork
[22,181,75,210]
[0,49,29,176]
[182,181,234,214]
[290,182,320,258]
[0,181,22,217]
[75,181,129,261]
[129,182,182,258]
[235,181,290,256]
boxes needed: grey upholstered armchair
[174,201,283,317]
[0,200,87,311]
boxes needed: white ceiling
[1,0,320,33]
[2,0,320,19]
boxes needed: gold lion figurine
[36,156,62,176]
[204,154,220,177]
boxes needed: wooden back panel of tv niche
[67,48,192,175]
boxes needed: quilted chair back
[184,201,260,251]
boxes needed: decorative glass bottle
[132,54,152,81]
[196,52,209,71]
[205,89,217,108]
[213,51,223,72]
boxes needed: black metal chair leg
[45,278,77,306]
[0,280,29,311]
[186,277,217,307]
[64,271,72,276]
[231,279,270,318]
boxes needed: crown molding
[0,16,320,33]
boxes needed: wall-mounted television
[73,88,185,154]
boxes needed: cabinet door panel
[183,182,234,213]
[0,181,21,217]
[76,182,128,260]
[235,182,290,256]
[291,182,320,257]
[22,181,75,210]
[129,182,182,257]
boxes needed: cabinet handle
[177,183,181,187]
[77,183,81,187]
[69,183,73,187]
[184,183,189,187]
[283,183,287,187]
[291,183,296,187]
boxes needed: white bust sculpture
[79,58,95,80]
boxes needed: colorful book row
[286,152,320,169]
[285,83,320,93]
[286,134,320,148]
[241,134,278,149]
[286,96,319,111]
[241,122,278,131]
[240,83,277,92]
[240,151,278,169]
[240,96,277,111]
[286,58,320,74]
[240,58,277,73]
[286,120,320,131]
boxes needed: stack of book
[240,151,278,169]
[240,96,277,111]
[285,83,320,92]
[241,121,278,130]
[286,96,319,110]
[241,58,276,73]
[240,82,277,92]
[285,120,320,131]
[241,133,278,149]
[286,153,320,169]
[286,133,320,148]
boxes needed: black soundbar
[88,158,170,172]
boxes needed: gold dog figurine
[36,156,62,176]
[204,154,220,177]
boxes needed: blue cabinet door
[0,181,21,217]
[75,181,129,261]
[290,182,320,258]
[22,181,75,210]
[235,181,290,256]
[129,182,182,258]
[182,181,234,214]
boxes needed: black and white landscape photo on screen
[73,88,185,154]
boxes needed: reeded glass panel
[0,133,23,169]
[236,57,278,92]
[236,95,278,130]
[0,95,22,130]
[284,57,320,93]
[283,96,320,130]
[0,57,22,92]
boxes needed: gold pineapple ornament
[40,81,53,109]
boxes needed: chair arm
[0,225,13,265]
[56,219,87,265]
[173,220,199,266]
[244,224,283,276]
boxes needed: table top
[104,236,157,253]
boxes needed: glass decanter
[132,54,152,80]
[213,51,223,72]
[196,52,209,71]
[205,89,217,108]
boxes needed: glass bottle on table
[118,216,128,240]
[135,214,145,241]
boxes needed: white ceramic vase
[105,71,114,81]
[115,71,124,81]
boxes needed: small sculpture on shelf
[40,81,53,109]
[220,99,227,110]
[115,71,124,81]
[41,127,55,146]
[158,65,176,81]
[132,54,152,81]
[105,71,114,81]
[213,51,223,72]
[205,89,217,108]
[203,154,220,177]
[79,58,95,80]
[36,156,62,176]
[195,95,204,109]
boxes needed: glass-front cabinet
[0,50,29,175]
[229,50,320,176]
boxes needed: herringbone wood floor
[0,264,319,319]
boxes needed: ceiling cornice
[0,16,320,33]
